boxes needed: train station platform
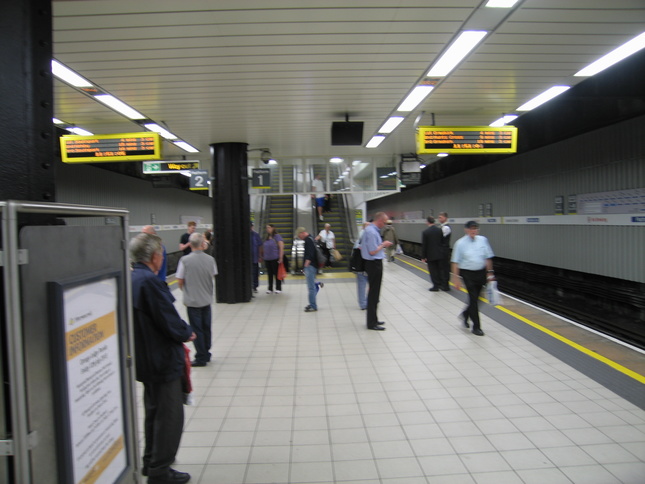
[140,256,645,484]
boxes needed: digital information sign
[416,126,517,154]
[60,132,162,163]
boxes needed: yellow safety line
[399,257,645,384]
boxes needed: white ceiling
[52,0,645,165]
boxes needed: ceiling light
[437,153,449,157]
[574,32,645,77]
[485,0,519,7]
[378,116,405,134]
[489,114,518,127]
[366,135,386,148]
[144,123,177,140]
[53,118,65,124]
[517,86,570,111]
[427,31,488,77]
[397,85,434,112]
[94,94,146,120]
[51,60,93,87]
[173,141,200,153]
[67,127,93,136]
[330,157,343,163]
[267,159,278,165]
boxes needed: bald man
[142,225,167,282]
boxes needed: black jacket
[422,224,444,261]
[131,263,193,383]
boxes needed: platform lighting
[485,0,519,8]
[427,31,488,77]
[51,60,93,88]
[67,127,93,136]
[489,114,518,127]
[437,153,449,157]
[516,86,570,111]
[94,94,146,120]
[173,141,200,153]
[397,85,434,112]
[366,135,386,148]
[574,32,645,77]
[330,157,343,163]
[378,116,405,133]
[144,123,177,140]
[53,118,65,124]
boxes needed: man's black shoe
[148,469,191,484]
[429,287,440,292]
[460,313,470,328]
[472,328,485,336]
[190,360,206,367]
[377,321,386,325]
[441,287,451,291]
[368,325,385,331]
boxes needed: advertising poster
[50,273,127,484]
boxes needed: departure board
[60,132,162,163]
[416,126,517,154]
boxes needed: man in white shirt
[315,223,336,267]
[311,174,326,221]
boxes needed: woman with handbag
[259,224,284,294]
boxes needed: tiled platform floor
[137,260,645,484]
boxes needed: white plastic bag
[395,244,403,255]
[486,281,501,305]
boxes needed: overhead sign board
[60,132,162,163]
[252,168,271,189]
[416,126,517,154]
[142,161,200,174]
[189,170,209,191]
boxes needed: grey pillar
[211,142,252,303]
[0,0,55,202]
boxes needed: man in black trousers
[421,216,444,291]
[130,233,196,484]
[360,212,393,330]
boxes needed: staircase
[314,194,353,272]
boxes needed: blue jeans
[356,272,368,309]
[304,265,317,310]
[187,305,212,364]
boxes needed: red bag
[277,261,287,280]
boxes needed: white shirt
[317,229,335,249]
[312,178,324,195]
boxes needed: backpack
[310,236,328,268]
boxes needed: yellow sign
[60,132,162,163]
[416,126,517,154]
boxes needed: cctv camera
[260,150,271,163]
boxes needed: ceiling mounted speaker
[331,121,364,146]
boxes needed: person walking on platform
[250,222,262,294]
[361,212,393,330]
[296,227,320,312]
[130,233,195,484]
[259,224,284,294]
[421,216,443,291]
[451,221,495,336]
[179,220,197,255]
[438,212,452,291]
[381,219,399,262]
[176,232,218,367]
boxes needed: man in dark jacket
[130,233,195,484]
[421,216,444,291]
[296,226,319,312]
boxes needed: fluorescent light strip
[378,116,405,134]
[485,0,519,8]
[489,114,518,127]
[427,30,488,77]
[67,127,93,136]
[330,157,343,163]
[397,85,434,112]
[51,60,93,88]
[174,141,199,153]
[366,135,386,148]
[574,32,645,77]
[53,118,65,124]
[144,123,177,140]
[94,94,146,120]
[516,86,570,111]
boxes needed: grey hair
[189,232,204,248]
[129,233,162,263]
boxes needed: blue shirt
[451,234,494,270]
[361,224,385,260]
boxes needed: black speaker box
[331,121,364,145]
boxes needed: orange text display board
[60,132,162,163]
[416,126,517,154]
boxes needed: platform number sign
[252,168,271,189]
[189,170,209,191]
